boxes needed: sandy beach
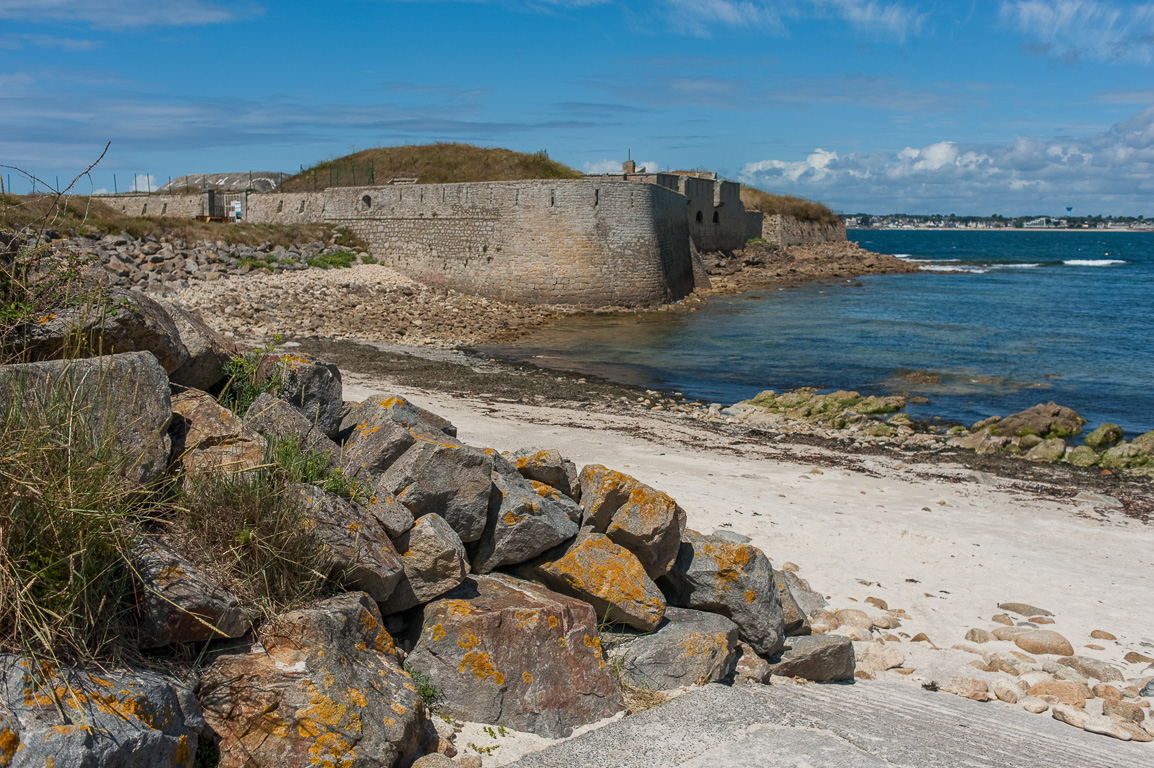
[331,364,1154,761]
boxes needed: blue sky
[2,1,1153,215]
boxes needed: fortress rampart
[94,172,840,307]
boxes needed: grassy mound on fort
[281,142,583,191]
[739,187,840,226]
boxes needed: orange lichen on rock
[458,652,505,686]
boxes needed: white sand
[343,373,1154,757]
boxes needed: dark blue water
[486,230,1154,436]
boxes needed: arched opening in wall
[362,195,372,210]
[712,210,720,224]
[141,204,148,215]
[550,192,555,207]
[695,210,703,224]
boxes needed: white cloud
[582,158,662,173]
[126,174,159,192]
[739,104,1154,213]
[0,0,245,28]
[1000,1,1154,63]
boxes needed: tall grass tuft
[0,373,146,663]
[739,187,840,226]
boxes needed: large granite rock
[160,299,234,390]
[989,402,1086,439]
[375,440,494,544]
[764,634,856,682]
[259,352,343,438]
[1084,423,1124,449]
[608,607,740,691]
[531,533,666,631]
[0,351,172,485]
[380,514,468,614]
[200,593,423,768]
[170,388,266,476]
[407,574,622,738]
[773,570,812,636]
[132,535,252,648]
[659,530,785,656]
[578,464,686,579]
[0,655,204,767]
[470,453,580,574]
[507,448,580,501]
[295,484,405,602]
[23,287,189,373]
[245,392,343,463]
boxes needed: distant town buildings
[844,213,1153,230]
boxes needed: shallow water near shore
[482,230,1154,436]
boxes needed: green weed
[217,337,284,418]
[403,662,443,710]
[266,434,363,501]
[306,250,356,270]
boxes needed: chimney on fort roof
[622,159,636,174]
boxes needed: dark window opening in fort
[695,210,703,224]
[712,211,720,223]
[276,200,283,213]
[141,204,148,215]
[595,189,600,206]
[161,203,167,215]
[550,192,555,207]
[298,200,306,213]
[362,195,372,209]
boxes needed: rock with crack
[773,569,811,636]
[0,655,204,767]
[294,484,405,602]
[170,388,267,476]
[132,535,253,648]
[528,533,666,631]
[471,452,580,574]
[608,607,740,691]
[380,514,468,614]
[258,352,343,438]
[200,592,423,768]
[160,299,235,390]
[507,447,580,501]
[245,392,343,464]
[578,464,686,579]
[407,574,622,738]
[658,529,785,656]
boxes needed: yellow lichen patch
[679,631,725,659]
[390,701,407,716]
[306,732,355,768]
[745,590,757,604]
[548,616,559,629]
[445,600,473,617]
[295,682,349,739]
[346,688,368,707]
[581,635,602,653]
[373,629,395,656]
[355,642,368,653]
[458,652,505,686]
[346,522,362,534]
[529,480,560,500]
[522,671,534,683]
[557,637,567,648]
[0,728,20,765]
[403,682,417,693]
[430,623,446,642]
[37,313,56,323]
[156,565,182,586]
[457,634,478,650]
[504,512,524,526]
[174,734,191,766]
[383,716,396,728]
[278,353,312,367]
[377,397,404,410]
[513,609,540,629]
[359,609,381,633]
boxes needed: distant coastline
[850,226,1154,233]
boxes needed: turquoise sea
[483,230,1154,436]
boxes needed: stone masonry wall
[101,193,207,219]
[324,180,694,307]
[245,192,326,225]
[763,215,846,247]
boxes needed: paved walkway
[508,681,1151,767]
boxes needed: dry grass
[739,187,840,225]
[281,143,582,191]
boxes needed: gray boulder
[507,447,580,501]
[245,392,343,463]
[24,287,189,373]
[0,655,204,767]
[0,352,172,485]
[764,634,856,682]
[609,607,740,691]
[471,454,580,574]
[133,535,253,648]
[200,592,423,768]
[159,299,234,390]
[260,352,343,438]
[1084,423,1124,449]
[780,569,828,618]
[375,440,494,544]
[380,514,468,614]
[294,484,405,602]
[658,530,785,656]
[773,570,812,636]
[1056,655,1124,683]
